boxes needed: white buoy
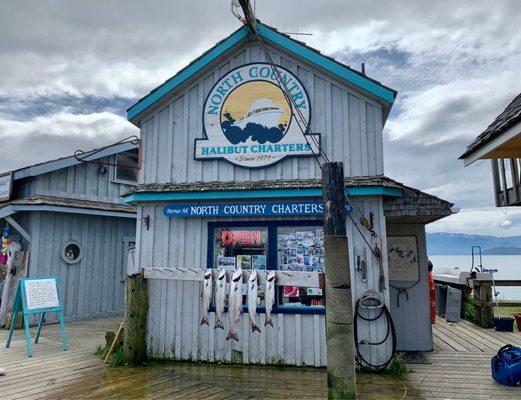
[0,367,7,376]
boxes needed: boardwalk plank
[2,315,521,399]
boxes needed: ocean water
[429,255,521,300]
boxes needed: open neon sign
[220,230,261,246]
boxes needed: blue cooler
[491,344,521,386]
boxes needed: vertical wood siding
[143,198,392,366]
[17,155,133,204]
[26,212,135,321]
[387,223,433,351]
[136,39,396,365]
[139,42,384,185]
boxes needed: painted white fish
[200,268,213,326]
[226,268,243,341]
[214,268,227,330]
[265,270,276,327]
[247,270,261,333]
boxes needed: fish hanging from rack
[214,269,227,330]
[226,268,243,341]
[200,268,213,326]
[264,270,276,327]
[247,270,261,333]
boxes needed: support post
[322,162,356,400]
[474,282,493,328]
[123,273,148,365]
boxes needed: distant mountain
[427,232,521,255]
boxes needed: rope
[389,280,421,307]
[235,3,384,269]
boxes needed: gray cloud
[0,0,520,235]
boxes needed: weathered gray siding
[142,197,393,366]
[139,42,384,185]
[26,211,135,320]
[15,155,133,204]
[387,223,432,351]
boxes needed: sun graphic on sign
[221,81,292,130]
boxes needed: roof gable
[127,22,397,126]
[11,141,138,181]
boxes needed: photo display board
[387,235,420,282]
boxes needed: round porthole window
[61,241,83,264]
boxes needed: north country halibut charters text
[200,143,313,156]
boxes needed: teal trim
[127,26,250,123]
[127,23,396,125]
[124,186,402,204]
[346,186,402,198]
[256,24,396,105]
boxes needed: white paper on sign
[24,279,59,310]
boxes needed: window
[61,240,83,264]
[208,221,324,312]
[277,226,325,308]
[213,227,268,271]
[113,150,138,185]
[212,226,268,307]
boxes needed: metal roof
[5,140,138,181]
[0,195,136,219]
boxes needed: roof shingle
[460,93,521,159]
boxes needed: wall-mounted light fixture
[140,215,150,231]
[98,163,108,175]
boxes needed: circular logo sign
[194,63,320,168]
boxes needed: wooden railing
[433,276,521,328]
[491,158,521,206]
[472,280,521,328]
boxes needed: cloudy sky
[1,0,520,236]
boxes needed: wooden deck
[0,316,520,399]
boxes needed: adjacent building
[0,141,137,322]
[460,93,521,207]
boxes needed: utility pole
[322,162,356,399]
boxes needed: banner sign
[6,277,68,357]
[164,200,352,218]
[0,172,12,202]
[194,63,321,168]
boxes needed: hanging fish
[200,268,213,326]
[247,270,261,333]
[264,270,276,327]
[226,268,243,341]
[214,268,227,330]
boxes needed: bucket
[493,317,515,332]
[514,313,521,331]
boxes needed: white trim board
[463,122,521,166]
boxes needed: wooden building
[0,141,137,323]
[460,93,521,206]
[124,22,453,366]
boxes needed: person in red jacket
[428,260,436,324]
